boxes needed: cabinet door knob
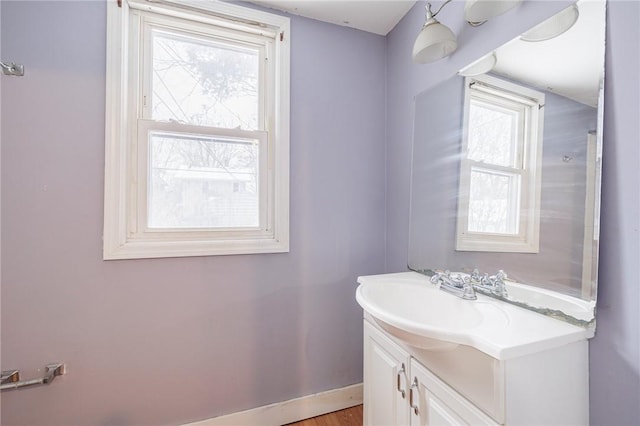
[409,378,420,416]
[396,363,406,398]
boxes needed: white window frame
[456,75,545,253]
[104,0,290,259]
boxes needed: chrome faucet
[471,269,509,298]
[430,269,509,300]
[430,270,477,300]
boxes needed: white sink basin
[356,277,509,351]
[356,272,594,360]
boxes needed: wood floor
[285,405,363,426]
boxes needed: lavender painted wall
[590,2,640,423]
[1,0,638,425]
[0,2,386,425]
[387,1,639,424]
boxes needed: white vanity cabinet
[364,320,497,426]
[363,318,589,425]
[358,272,592,426]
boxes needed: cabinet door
[364,321,410,426]
[410,359,499,426]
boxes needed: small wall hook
[0,62,25,77]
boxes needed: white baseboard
[183,383,363,426]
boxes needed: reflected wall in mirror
[408,0,605,325]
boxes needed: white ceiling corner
[246,1,417,35]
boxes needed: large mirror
[408,0,605,325]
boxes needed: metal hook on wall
[0,364,66,391]
[0,62,25,77]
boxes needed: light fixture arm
[426,0,453,20]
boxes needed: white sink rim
[356,272,594,360]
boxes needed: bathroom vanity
[357,272,593,425]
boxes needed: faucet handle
[470,268,481,281]
[462,281,477,300]
[492,271,508,298]
[494,282,508,298]
[481,272,490,285]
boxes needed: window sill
[103,237,289,260]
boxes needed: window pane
[468,99,518,167]
[151,29,260,130]
[148,132,259,229]
[468,169,520,235]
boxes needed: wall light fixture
[520,4,579,42]
[413,0,526,65]
[412,1,457,64]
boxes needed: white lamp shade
[520,4,579,42]
[464,0,523,24]
[412,22,458,64]
[458,52,497,76]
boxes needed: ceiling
[491,0,605,107]
[247,1,416,35]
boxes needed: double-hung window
[456,75,544,253]
[104,0,290,259]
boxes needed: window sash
[468,94,526,169]
[131,10,273,239]
[134,119,270,238]
[460,161,529,238]
[137,12,269,131]
[467,165,522,236]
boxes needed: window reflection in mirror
[456,75,544,253]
